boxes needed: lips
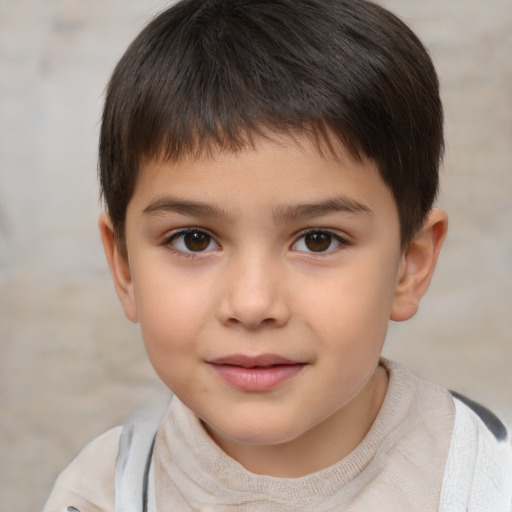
[208,354,306,392]
[210,354,299,368]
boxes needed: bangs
[105,0,371,165]
[100,0,443,250]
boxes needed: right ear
[98,214,138,322]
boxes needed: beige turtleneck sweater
[43,359,455,511]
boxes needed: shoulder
[440,393,512,511]
[43,426,122,512]
[383,360,512,509]
[380,358,456,426]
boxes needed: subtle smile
[208,354,307,392]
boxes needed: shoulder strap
[114,412,160,512]
[438,396,512,512]
[451,391,508,441]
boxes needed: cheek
[133,268,215,356]
[303,262,395,320]
[136,284,210,394]
[300,258,398,350]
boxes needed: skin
[100,134,447,477]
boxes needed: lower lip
[211,364,305,392]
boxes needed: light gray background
[0,1,511,511]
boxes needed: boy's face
[103,135,437,474]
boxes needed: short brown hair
[99,0,443,251]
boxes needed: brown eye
[292,230,344,254]
[170,229,219,253]
[183,231,210,251]
[304,232,332,252]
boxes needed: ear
[98,214,138,322]
[390,208,448,322]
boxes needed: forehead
[128,135,399,229]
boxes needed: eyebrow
[272,197,372,223]
[143,198,231,220]
[142,196,372,223]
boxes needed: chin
[206,417,304,447]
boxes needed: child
[44,0,512,510]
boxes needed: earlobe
[98,214,139,322]
[390,208,448,322]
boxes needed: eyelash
[164,228,350,258]
[291,229,349,255]
[164,228,220,258]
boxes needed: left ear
[390,208,448,322]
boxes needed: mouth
[208,354,307,392]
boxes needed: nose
[217,252,290,329]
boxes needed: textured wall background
[0,1,511,510]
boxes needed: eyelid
[291,228,350,254]
[165,227,220,255]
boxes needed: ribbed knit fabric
[43,359,455,512]
[153,359,454,511]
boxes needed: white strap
[438,398,512,512]
[114,411,161,512]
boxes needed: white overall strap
[114,412,161,512]
[438,397,512,512]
